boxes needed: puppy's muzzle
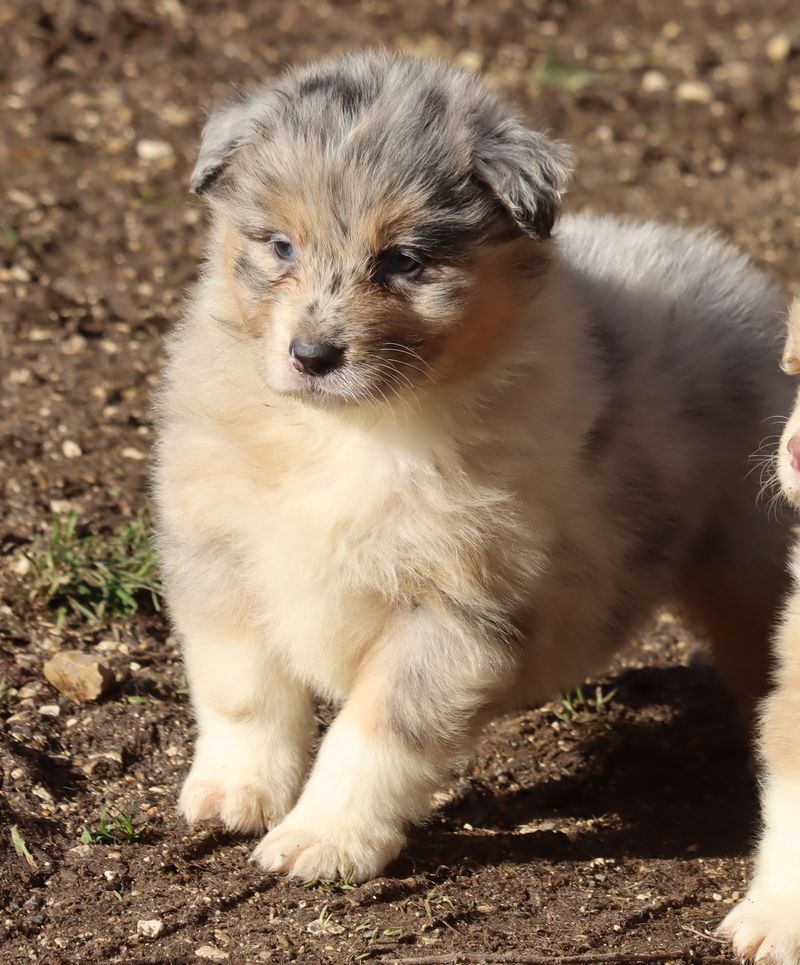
[289,338,344,377]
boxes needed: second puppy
[155,51,793,882]
[720,296,800,965]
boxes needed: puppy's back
[555,214,789,475]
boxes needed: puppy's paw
[251,817,404,883]
[719,894,800,964]
[179,748,300,834]
[179,776,283,834]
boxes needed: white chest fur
[225,411,459,700]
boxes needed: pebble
[455,49,483,71]
[8,188,37,209]
[38,703,60,717]
[121,447,147,461]
[66,844,94,860]
[32,786,54,804]
[11,555,31,575]
[136,138,174,161]
[7,367,31,385]
[641,70,668,93]
[61,334,87,356]
[767,33,792,64]
[676,80,713,104]
[61,440,82,458]
[137,919,164,939]
[43,651,115,702]
[306,920,345,936]
[18,682,42,699]
[195,946,229,961]
[50,499,75,515]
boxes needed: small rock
[32,785,54,804]
[7,367,31,385]
[43,651,115,702]
[61,440,82,458]
[50,499,75,515]
[11,554,31,576]
[8,188,37,210]
[641,69,668,93]
[121,447,147,461]
[18,681,43,699]
[137,919,164,939]
[767,33,792,64]
[195,946,229,961]
[676,80,713,104]
[38,703,60,717]
[61,334,87,356]
[136,138,174,161]
[455,49,483,72]
[66,844,94,860]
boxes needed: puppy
[154,50,793,883]
[720,296,800,964]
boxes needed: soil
[2,0,799,962]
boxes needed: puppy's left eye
[271,237,295,261]
[374,249,423,284]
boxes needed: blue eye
[272,237,295,261]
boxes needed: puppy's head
[193,51,571,405]
[778,296,800,502]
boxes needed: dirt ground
[2,0,800,962]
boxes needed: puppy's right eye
[271,237,295,261]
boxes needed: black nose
[289,339,344,376]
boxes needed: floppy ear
[191,95,265,195]
[473,114,572,240]
[782,296,800,375]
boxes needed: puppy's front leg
[178,609,315,835]
[718,631,800,960]
[253,603,513,882]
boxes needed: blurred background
[1,1,799,961]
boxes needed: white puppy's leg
[719,621,800,965]
[719,774,800,963]
[179,613,314,835]
[253,604,511,882]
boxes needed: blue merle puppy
[154,50,792,882]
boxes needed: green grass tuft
[552,684,617,724]
[24,511,161,625]
[81,804,144,846]
[10,825,36,868]
[304,867,357,893]
[533,56,600,91]
[0,222,19,248]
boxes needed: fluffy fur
[719,296,800,965]
[154,51,793,883]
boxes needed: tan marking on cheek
[220,223,245,287]
[218,223,261,334]
[434,243,541,384]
